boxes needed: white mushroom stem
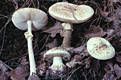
[50,56,66,72]
[24,20,36,76]
[61,23,73,48]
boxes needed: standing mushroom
[12,8,48,76]
[43,47,71,73]
[87,37,115,60]
[48,2,94,48]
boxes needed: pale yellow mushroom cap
[44,47,71,61]
[87,37,115,60]
[12,8,48,31]
[49,2,94,23]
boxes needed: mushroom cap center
[44,47,71,61]
[87,37,115,60]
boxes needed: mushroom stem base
[50,56,66,72]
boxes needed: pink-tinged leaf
[103,72,117,80]
[28,74,40,80]
[10,66,28,80]
[85,25,106,38]
[43,22,63,37]
[116,56,121,63]
[114,64,121,79]
[0,60,9,80]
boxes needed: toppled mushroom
[43,47,71,73]
[12,8,48,76]
[49,2,94,48]
[87,37,115,60]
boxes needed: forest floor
[0,0,121,80]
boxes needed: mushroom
[87,37,115,60]
[43,47,71,73]
[48,2,94,48]
[12,8,48,76]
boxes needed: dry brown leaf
[10,66,28,80]
[103,63,117,80]
[114,64,121,79]
[105,29,115,40]
[43,22,63,38]
[85,25,106,38]
[0,60,9,80]
[0,73,9,80]
[0,61,8,73]
[28,74,40,80]
[112,7,121,37]
[45,39,58,49]
[66,55,83,68]
[70,44,86,53]
[104,63,114,72]
[103,72,117,80]
[116,56,121,63]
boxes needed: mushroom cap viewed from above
[44,47,71,61]
[87,37,115,60]
[49,2,94,23]
[12,8,48,31]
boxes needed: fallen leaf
[114,64,121,79]
[84,57,91,69]
[104,63,114,72]
[28,74,40,80]
[10,66,28,80]
[0,61,8,73]
[70,44,86,53]
[103,72,117,80]
[112,7,121,37]
[0,72,9,80]
[85,25,106,38]
[116,56,121,63]
[111,0,121,3]
[43,22,63,38]
[0,60,10,80]
[45,39,58,49]
[103,63,117,80]
[66,55,83,68]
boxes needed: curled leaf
[10,66,28,80]
[114,64,121,79]
[28,74,40,80]
[66,55,83,68]
[43,22,63,38]
[85,25,106,38]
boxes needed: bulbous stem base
[50,56,66,73]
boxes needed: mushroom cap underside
[49,2,94,23]
[87,37,115,60]
[12,8,48,31]
[44,47,71,61]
